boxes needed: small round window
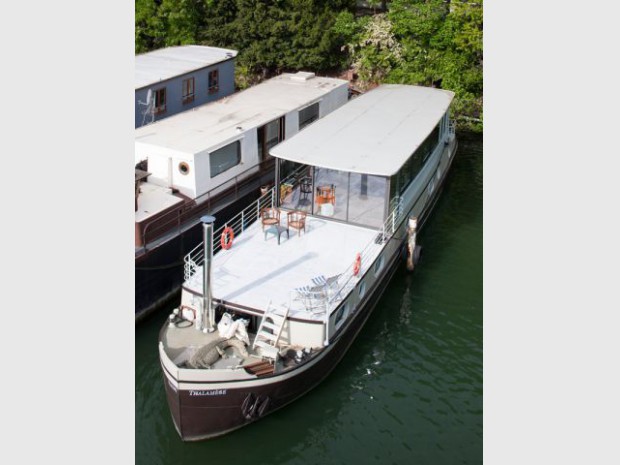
[178,162,190,175]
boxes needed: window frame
[209,140,241,178]
[182,77,195,105]
[208,69,219,95]
[334,303,349,329]
[154,87,166,115]
[298,102,320,130]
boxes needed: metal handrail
[139,157,275,249]
[183,179,405,347]
[182,163,311,280]
[184,187,276,281]
[318,198,405,344]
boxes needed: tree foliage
[333,0,483,129]
[135,0,483,130]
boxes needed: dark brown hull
[161,241,403,441]
[160,138,458,440]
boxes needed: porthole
[178,162,190,175]
[358,281,366,299]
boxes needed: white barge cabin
[135,72,348,321]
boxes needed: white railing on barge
[183,164,309,281]
[320,196,404,344]
[184,187,275,281]
[182,167,407,346]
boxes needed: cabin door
[257,117,285,161]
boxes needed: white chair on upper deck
[294,285,327,314]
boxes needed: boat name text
[189,389,227,397]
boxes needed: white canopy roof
[135,45,238,90]
[270,85,454,176]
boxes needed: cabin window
[298,102,319,130]
[358,281,367,299]
[210,141,241,178]
[154,87,166,114]
[335,303,348,329]
[303,167,387,228]
[258,117,285,160]
[208,69,219,94]
[390,122,441,196]
[182,77,195,104]
[420,124,440,163]
[374,255,384,275]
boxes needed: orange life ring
[221,226,234,250]
[353,253,361,276]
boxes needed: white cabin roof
[135,45,238,90]
[270,85,454,176]
[135,73,348,155]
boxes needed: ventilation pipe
[201,215,216,332]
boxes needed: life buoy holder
[353,253,362,276]
[221,226,234,250]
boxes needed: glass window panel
[299,102,319,130]
[312,167,347,221]
[210,141,241,178]
[347,173,387,228]
[208,69,219,93]
[182,77,195,103]
[265,119,280,150]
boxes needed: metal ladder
[252,302,289,361]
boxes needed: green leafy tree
[340,14,403,89]
[135,0,167,53]
[232,0,355,79]
[159,0,208,46]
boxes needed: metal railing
[184,186,276,281]
[182,173,406,345]
[319,197,405,344]
[182,163,313,281]
[138,157,275,250]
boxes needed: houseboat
[135,72,349,321]
[158,84,457,440]
[135,45,238,128]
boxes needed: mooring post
[406,217,418,271]
[201,215,216,333]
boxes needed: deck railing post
[324,310,329,346]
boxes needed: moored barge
[158,84,457,440]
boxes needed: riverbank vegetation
[135,0,482,131]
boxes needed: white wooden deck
[184,215,383,320]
